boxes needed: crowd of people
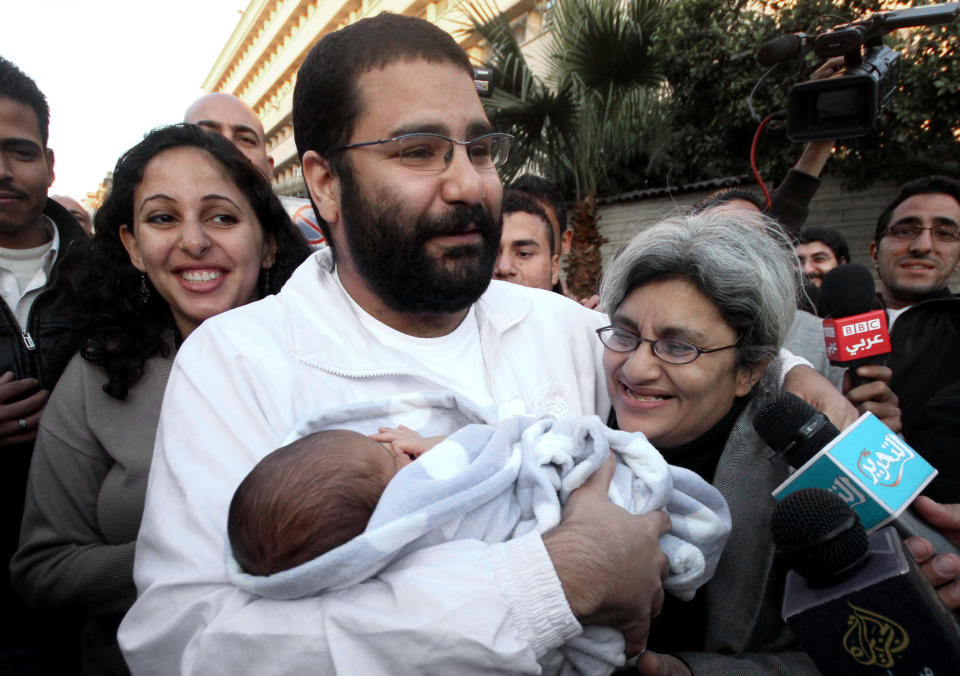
[1,11,959,676]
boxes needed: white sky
[1,0,248,202]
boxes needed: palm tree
[464,0,672,298]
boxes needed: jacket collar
[43,198,87,251]
[705,396,791,653]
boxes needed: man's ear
[45,148,55,187]
[869,241,879,267]
[302,151,340,226]
[550,253,560,288]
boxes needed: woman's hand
[635,649,692,676]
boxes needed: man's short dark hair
[0,56,50,147]
[798,227,850,263]
[689,187,766,215]
[293,13,472,165]
[875,175,960,242]
[502,189,555,256]
[509,174,567,233]
[292,13,474,250]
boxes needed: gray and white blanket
[226,391,731,675]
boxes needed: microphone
[774,489,960,674]
[754,391,960,557]
[816,263,891,388]
[757,32,810,67]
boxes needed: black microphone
[754,391,960,558]
[757,32,810,67]
[816,263,891,388]
[816,263,881,319]
[773,488,960,674]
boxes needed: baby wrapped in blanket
[226,391,731,675]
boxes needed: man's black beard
[339,166,501,314]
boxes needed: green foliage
[651,0,960,189]
[463,0,673,200]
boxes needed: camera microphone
[757,32,810,67]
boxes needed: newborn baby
[226,404,732,676]
[229,428,427,576]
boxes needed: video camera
[757,2,960,142]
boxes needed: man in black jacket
[0,55,85,674]
[870,177,960,491]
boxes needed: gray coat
[676,398,821,675]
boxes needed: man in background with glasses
[871,175,960,325]
[870,177,960,474]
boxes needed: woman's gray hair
[599,210,800,381]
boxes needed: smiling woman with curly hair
[10,123,310,675]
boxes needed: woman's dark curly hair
[55,123,310,399]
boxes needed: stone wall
[591,175,960,290]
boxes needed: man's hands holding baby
[545,454,671,657]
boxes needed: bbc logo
[841,318,882,336]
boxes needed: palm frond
[547,0,667,92]
[461,0,669,199]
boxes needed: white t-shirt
[0,216,59,329]
[886,305,910,330]
[336,272,491,406]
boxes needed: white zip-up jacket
[119,249,608,675]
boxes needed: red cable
[751,113,775,209]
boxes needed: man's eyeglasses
[596,326,737,365]
[884,222,960,243]
[335,132,513,172]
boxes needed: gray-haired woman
[597,211,820,674]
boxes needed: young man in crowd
[871,175,960,322]
[0,55,86,675]
[509,174,574,295]
[796,226,849,287]
[494,188,560,291]
[872,176,960,441]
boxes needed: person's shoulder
[183,294,284,352]
[482,280,606,326]
[43,197,86,245]
[175,254,333,367]
[788,309,823,337]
